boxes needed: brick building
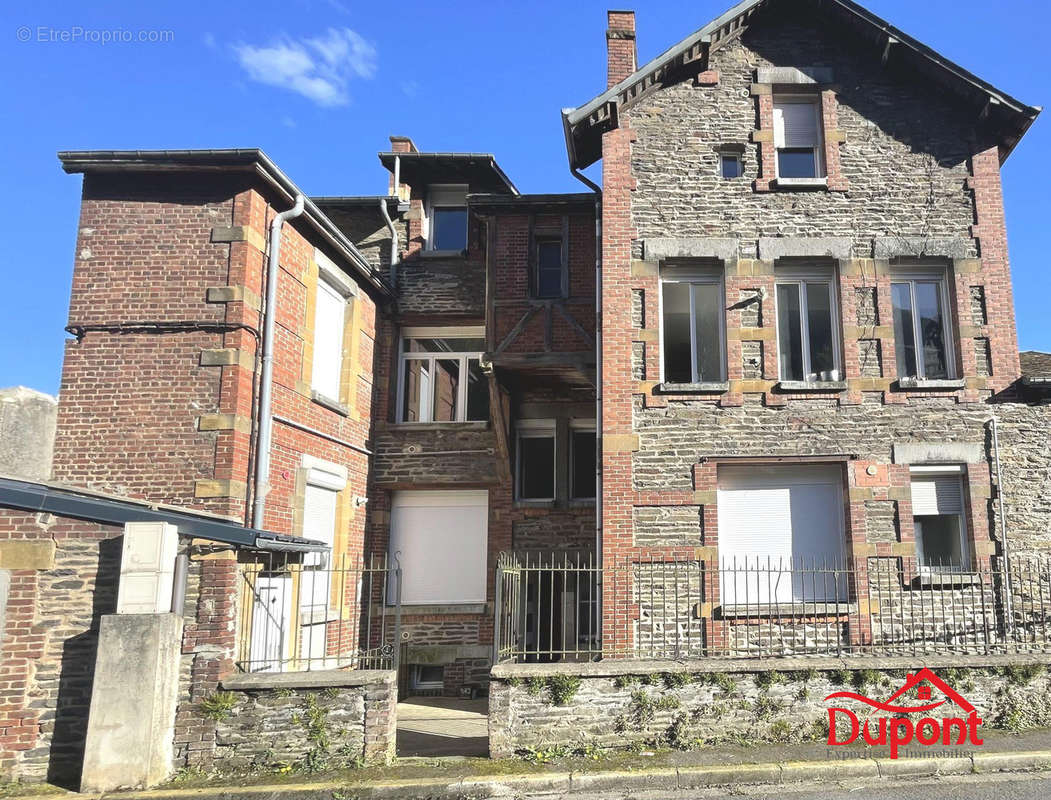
[0,0,1048,783]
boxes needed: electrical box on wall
[116,522,179,614]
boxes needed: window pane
[777,149,817,179]
[915,515,965,571]
[776,284,804,381]
[692,283,722,381]
[571,430,596,499]
[537,240,563,298]
[402,359,430,422]
[891,283,917,377]
[519,436,555,499]
[662,281,693,382]
[720,155,741,179]
[432,208,467,250]
[431,359,460,422]
[405,337,485,353]
[805,282,835,379]
[915,281,948,379]
[465,358,490,421]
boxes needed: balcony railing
[494,552,1051,663]
[235,553,401,673]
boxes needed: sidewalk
[15,728,1051,800]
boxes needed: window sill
[514,499,556,509]
[715,602,855,619]
[657,381,729,394]
[389,421,490,430]
[896,378,966,391]
[311,390,349,417]
[773,177,828,190]
[776,380,848,392]
[916,572,982,588]
[400,603,488,615]
[418,249,466,259]
[569,498,597,507]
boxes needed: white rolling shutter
[311,278,346,400]
[910,474,964,516]
[773,100,820,149]
[390,490,488,604]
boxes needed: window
[570,423,596,501]
[891,271,954,380]
[775,265,841,382]
[426,185,468,251]
[389,490,488,604]
[717,465,847,603]
[398,328,489,423]
[411,665,445,690]
[773,97,824,179]
[299,459,346,667]
[660,264,726,384]
[720,153,743,179]
[516,420,555,501]
[535,237,565,298]
[910,467,968,572]
[311,277,347,400]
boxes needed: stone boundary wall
[489,657,1051,758]
[207,670,397,772]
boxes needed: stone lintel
[872,237,971,259]
[642,238,739,263]
[892,442,983,465]
[758,237,852,261]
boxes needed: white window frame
[301,455,346,569]
[658,264,727,384]
[774,263,842,382]
[310,249,357,401]
[909,465,970,573]
[397,326,486,423]
[569,419,597,501]
[516,419,556,502]
[424,184,468,252]
[890,267,957,380]
[411,664,445,690]
[773,96,825,179]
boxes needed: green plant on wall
[547,675,582,705]
[754,671,785,689]
[200,691,237,722]
[525,676,546,696]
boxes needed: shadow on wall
[45,536,121,789]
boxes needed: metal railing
[236,552,401,673]
[495,552,1051,662]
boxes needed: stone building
[0,0,1047,783]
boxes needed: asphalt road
[559,772,1051,800]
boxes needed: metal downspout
[987,414,1014,631]
[379,198,399,285]
[571,166,602,649]
[251,195,305,530]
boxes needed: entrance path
[396,697,488,757]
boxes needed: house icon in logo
[883,668,976,714]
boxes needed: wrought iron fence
[494,551,1051,663]
[236,552,401,673]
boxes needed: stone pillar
[80,613,184,792]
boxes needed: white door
[389,490,488,605]
[717,465,846,603]
[249,575,292,672]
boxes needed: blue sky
[1,0,1047,395]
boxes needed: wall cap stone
[892,442,983,465]
[222,669,395,691]
[757,237,852,261]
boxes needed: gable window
[891,270,954,380]
[426,185,468,251]
[535,237,565,299]
[398,327,489,423]
[720,153,743,179]
[516,420,556,502]
[773,97,824,179]
[910,467,968,572]
[660,263,726,384]
[570,422,596,501]
[311,276,348,401]
[775,264,841,382]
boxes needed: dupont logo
[825,668,983,758]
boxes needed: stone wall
[212,670,397,771]
[490,658,1051,758]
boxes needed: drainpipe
[251,195,305,530]
[986,414,1014,631]
[570,166,602,643]
[379,197,399,285]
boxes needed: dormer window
[426,185,468,251]
[773,97,824,179]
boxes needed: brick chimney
[388,135,417,197]
[607,10,636,89]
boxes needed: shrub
[200,691,237,722]
[547,675,582,705]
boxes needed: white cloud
[232,28,377,107]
